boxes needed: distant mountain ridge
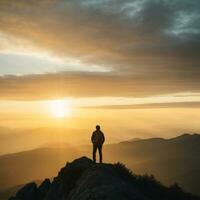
[113,133,200,195]
[9,157,200,200]
[120,133,200,144]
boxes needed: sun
[49,100,71,118]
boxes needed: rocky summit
[9,157,200,200]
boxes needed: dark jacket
[91,130,105,145]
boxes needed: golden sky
[0,0,200,153]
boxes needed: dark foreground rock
[9,157,200,200]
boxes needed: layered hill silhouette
[9,157,200,200]
[0,133,199,197]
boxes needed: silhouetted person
[91,125,105,163]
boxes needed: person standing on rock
[91,125,105,163]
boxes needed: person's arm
[91,132,94,143]
[102,132,105,143]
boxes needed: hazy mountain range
[0,133,199,199]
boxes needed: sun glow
[49,100,71,118]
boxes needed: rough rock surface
[9,157,200,200]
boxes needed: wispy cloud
[83,101,200,109]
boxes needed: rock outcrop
[9,157,200,200]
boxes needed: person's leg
[98,144,103,163]
[93,144,97,163]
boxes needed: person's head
[96,125,100,130]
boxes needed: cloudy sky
[0,0,200,99]
[0,0,200,149]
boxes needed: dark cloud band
[0,71,200,100]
